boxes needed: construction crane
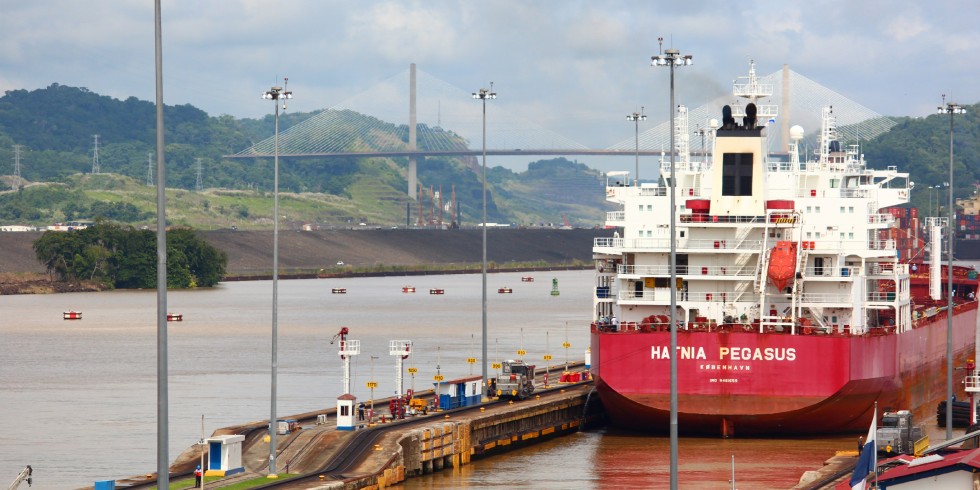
[561,213,572,230]
[7,465,32,490]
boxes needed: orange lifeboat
[767,241,798,291]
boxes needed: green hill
[0,84,610,228]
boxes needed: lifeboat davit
[767,241,798,291]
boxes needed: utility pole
[91,135,101,174]
[146,153,154,186]
[195,158,203,191]
[12,144,23,188]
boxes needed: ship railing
[765,160,795,172]
[617,290,738,303]
[868,213,896,225]
[618,290,659,301]
[867,291,901,302]
[964,374,980,392]
[803,266,859,278]
[597,237,769,251]
[606,211,625,222]
[594,237,621,249]
[798,292,852,303]
[869,239,897,251]
[637,186,702,198]
[679,215,769,224]
[618,264,754,276]
[841,188,870,198]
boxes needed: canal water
[0,270,853,489]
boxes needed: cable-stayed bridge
[227,63,896,195]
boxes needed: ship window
[849,232,854,239]
[840,207,845,213]
[722,152,753,196]
[849,207,855,213]
[806,232,812,239]
[807,206,812,213]
[679,231,685,238]
[638,205,643,212]
[840,233,845,239]
[830,179,839,188]
[647,205,653,211]
[816,206,821,213]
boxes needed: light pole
[627,108,647,185]
[652,41,692,490]
[153,1,168,487]
[939,96,965,440]
[262,80,292,478]
[472,84,496,399]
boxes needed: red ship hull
[590,305,978,436]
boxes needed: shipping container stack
[880,207,925,263]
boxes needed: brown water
[1,270,858,489]
[402,428,855,489]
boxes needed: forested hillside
[861,103,980,211]
[0,84,610,227]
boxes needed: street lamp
[472,84,496,399]
[938,96,966,440]
[262,80,292,478]
[627,108,647,186]
[652,41,692,490]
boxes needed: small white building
[204,434,245,476]
[337,393,357,431]
[0,225,36,232]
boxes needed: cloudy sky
[2,0,977,152]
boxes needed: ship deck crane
[7,465,32,490]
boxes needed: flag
[850,409,877,490]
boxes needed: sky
[1,0,978,159]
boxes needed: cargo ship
[954,190,980,260]
[590,62,979,437]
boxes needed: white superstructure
[594,61,914,337]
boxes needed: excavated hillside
[0,228,610,277]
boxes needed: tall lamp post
[627,108,647,186]
[939,96,965,440]
[472,85,496,399]
[262,80,292,478]
[153,1,168,487]
[652,43,692,490]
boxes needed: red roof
[877,448,980,484]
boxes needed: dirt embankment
[0,228,609,293]
[205,228,608,274]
